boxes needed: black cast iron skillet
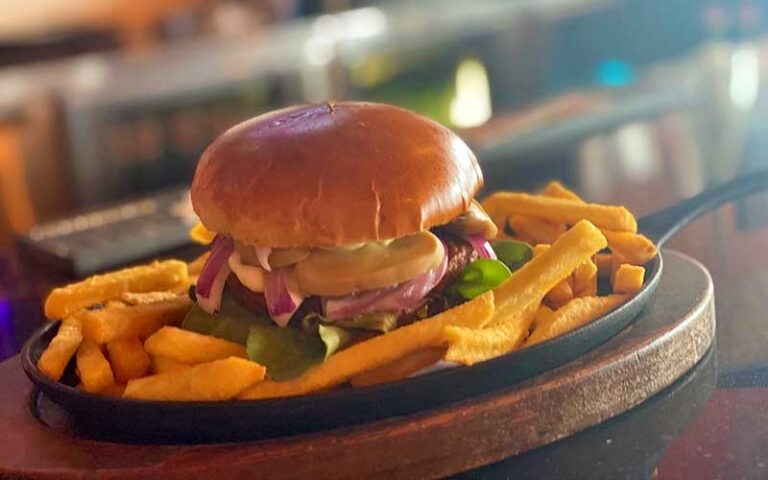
[21,171,768,444]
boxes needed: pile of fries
[35,181,656,402]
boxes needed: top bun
[191,101,483,248]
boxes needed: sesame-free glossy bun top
[191,101,483,248]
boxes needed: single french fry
[239,292,494,400]
[526,295,628,347]
[613,264,645,294]
[144,326,247,364]
[594,253,613,279]
[443,221,608,365]
[350,347,446,387]
[150,354,191,374]
[603,230,658,265]
[532,243,574,309]
[189,223,216,245]
[572,259,598,297]
[76,339,115,393]
[542,181,584,202]
[532,305,554,330]
[37,317,83,381]
[188,251,211,277]
[506,215,565,245]
[107,338,151,382]
[544,280,573,309]
[124,357,266,401]
[80,295,191,344]
[44,260,189,319]
[481,193,637,233]
[444,306,537,365]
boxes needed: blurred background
[1,0,768,370]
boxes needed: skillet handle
[638,170,768,247]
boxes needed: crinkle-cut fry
[37,316,83,381]
[506,215,566,245]
[594,253,613,279]
[124,357,266,401]
[572,259,598,297]
[532,305,554,330]
[80,295,191,344]
[239,292,494,400]
[150,354,191,374]
[526,295,628,347]
[188,251,211,277]
[542,181,584,202]
[189,223,216,245]
[107,338,151,382]
[444,304,537,365]
[602,230,658,265]
[350,347,446,387]
[612,264,645,294]
[44,260,189,319]
[76,339,114,393]
[144,326,247,364]
[489,220,607,328]
[482,193,637,233]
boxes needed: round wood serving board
[0,250,715,480]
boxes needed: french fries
[80,295,191,344]
[144,326,247,364]
[613,264,645,294]
[37,317,83,381]
[532,305,554,330]
[482,192,637,233]
[572,259,598,297]
[239,292,494,399]
[350,348,446,387]
[76,339,115,393]
[443,221,607,365]
[526,295,628,347]
[124,357,266,401]
[602,230,657,266]
[542,181,583,202]
[150,355,190,374]
[107,338,151,382]
[189,223,216,245]
[594,253,613,279]
[44,260,189,319]
[506,215,565,245]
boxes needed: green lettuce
[182,293,356,381]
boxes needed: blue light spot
[596,59,635,87]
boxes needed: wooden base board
[0,250,715,480]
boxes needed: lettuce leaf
[182,293,356,380]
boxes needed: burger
[185,101,505,381]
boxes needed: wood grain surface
[0,250,715,480]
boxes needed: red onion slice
[255,247,272,272]
[264,268,304,327]
[196,235,234,299]
[465,234,497,260]
[324,242,449,321]
[197,263,231,314]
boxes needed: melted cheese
[228,251,265,292]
